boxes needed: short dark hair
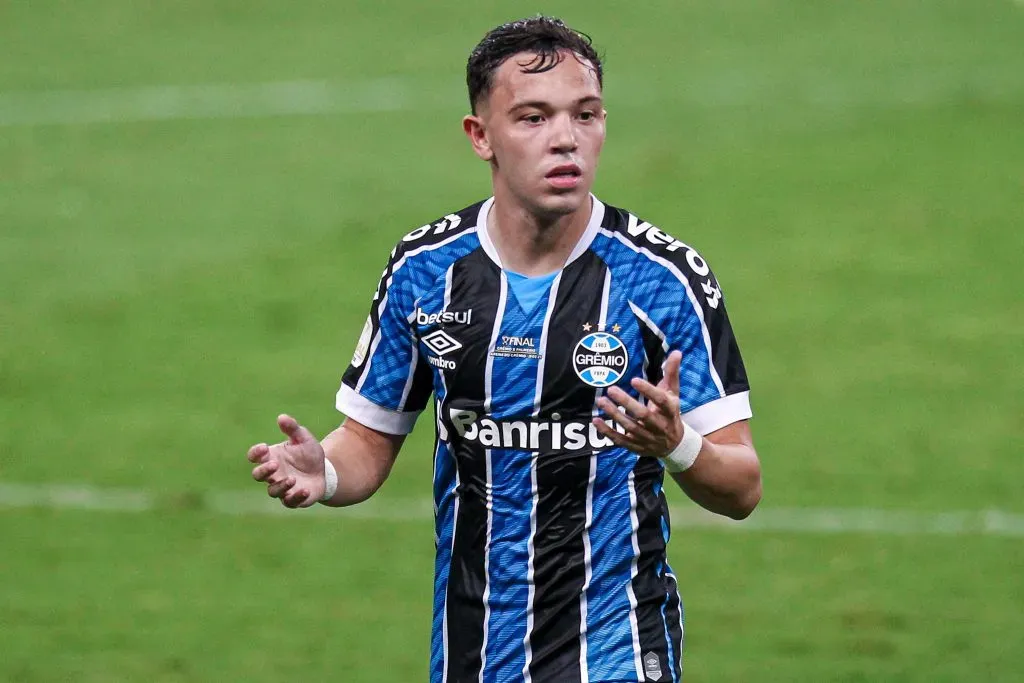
[466,16,603,114]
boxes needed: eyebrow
[507,95,603,115]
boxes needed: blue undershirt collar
[504,270,558,313]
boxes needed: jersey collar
[475,194,606,270]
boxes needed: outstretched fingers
[661,350,682,395]
[248,416,319,507]
[247,443,269,464]
[605,387,650,421]
[632,377,678,415]
[591,416,637,449]
[277,414,314,446]
[596,396,653,439]
[277,414,300,440]
[281,487,312,508]
[266,477,296,498]
[251,460,279,482]
[633,352,682,416]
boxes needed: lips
[545,163,582,179]
[545,163,583,189]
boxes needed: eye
[578,110,596,122]
[521,114,543,124]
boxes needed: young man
[247,16,761,683]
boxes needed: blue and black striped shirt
[338,196,751,683]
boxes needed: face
[464,50,607,219]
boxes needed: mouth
[545,164,583,190]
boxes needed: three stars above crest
[582,323,622,333]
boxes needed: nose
[549,113,578,154]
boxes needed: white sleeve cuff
[335,384,421,435]
[682,390,752,435]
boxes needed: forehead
[488,50,601,109]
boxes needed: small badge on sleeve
[352,315,373,367]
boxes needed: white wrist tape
[662,423,703,473]
[321,458,339,501]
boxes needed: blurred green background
[2,1,1023,681]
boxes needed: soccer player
[247,16,761,683]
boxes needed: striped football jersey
[337,196,751,683]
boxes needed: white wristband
[662,423,703,473]
[321,458,339,501]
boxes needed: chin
[533,190,589,218]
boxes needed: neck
[487,190,592,277]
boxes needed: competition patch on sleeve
[351,315,374,367]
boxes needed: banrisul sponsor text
[444,409,627,451]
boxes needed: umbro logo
[643,651,663,681]
[422,330,462,357]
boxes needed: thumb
[277,414,313,445]
[659,351,682,394]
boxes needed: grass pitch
[2,1,1023,680]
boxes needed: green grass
[2,0,1023,680]
[3,509,1022,682]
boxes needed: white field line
[1,482,1023,538]
[1,68,1022,127]
[0,78,430,127]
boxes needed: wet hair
[466,16,603,114]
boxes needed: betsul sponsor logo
[416,308,473,326]
[573,332,629,388]
[416,308,473,371]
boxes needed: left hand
[592,350,685,459]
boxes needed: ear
[463,114,494,162]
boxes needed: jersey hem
[335,384,421,435]
[682,390,752,435]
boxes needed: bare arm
[319,418,405,506]
[594,350,762,520]
[247,414,404,508]
[669,419,761,520]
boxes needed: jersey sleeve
[336,243,434,435]
[630,242,751,435]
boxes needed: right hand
[247,414,327,508]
